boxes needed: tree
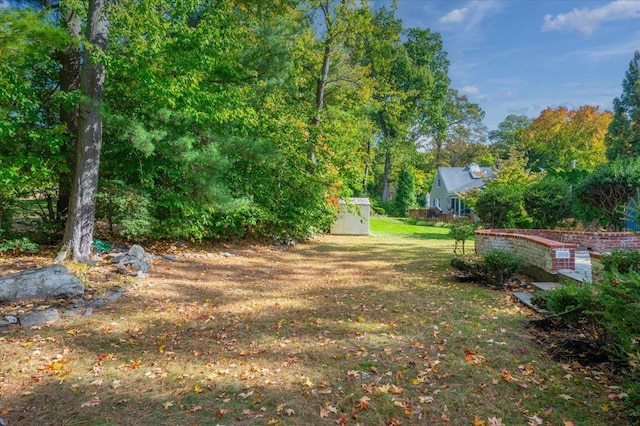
[523,175,571,229]
[419,89,487,168]
[522,106,611,171]
[576,158,640,231]
[606,51,640,160]
[488,114,531,160]
[0,8,69,232]
[394,165,415,217]
[59,0,109,262]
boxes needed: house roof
[438,163,493,194]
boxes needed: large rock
[0,265,84,302]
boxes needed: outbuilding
[330,198,371,236]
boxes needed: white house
[428,163,493,216]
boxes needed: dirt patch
[526,317,612,365]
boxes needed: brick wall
[475,230,576,274]
[477,229,640,251]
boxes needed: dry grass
[0,224,631,425]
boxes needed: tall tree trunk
[381,148,391,201]
[56,4,82,221]
[58,0,108,263]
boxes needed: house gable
[428,163,493,211]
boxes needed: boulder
[0,265,84,302]
[19,308,60,327]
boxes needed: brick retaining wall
[477,229,640,251]
[475,230,576,274]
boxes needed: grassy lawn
[0,217,630,425]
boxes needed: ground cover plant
[0,218,632,425]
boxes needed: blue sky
[372,0,640,131]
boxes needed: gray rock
[4,315,17,324]
[107,253,126,263]
[84,306,94,316]
[19,309,60,327]
[105,290,124,302]
[91,298,105,308]
[115,263,129,274]
[131,261,150,273]
[128,244,146,260]
[62,309,81,317]
[0,265,84,302]
[0,320,11,328]
[162,254,178,261]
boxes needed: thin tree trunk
[56,5,82,221]
[381,149,391,201]
[58,0,109,263]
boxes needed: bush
[0,237,39,254]
[543,282,597,322]
[482,249,523,288]
[448,221,477,254]
[450,249,523,289]
[523,176,572,229]
[601,249,640,274]
[474,185,529,228]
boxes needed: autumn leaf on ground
[501,370,514,382]
[190,405,202,413]
[81,397,101,408]
[528,415,543,425]
[359,396,370,410]
[320,407,329,418]
[215,408,227,417]
[487,417,505,426]
[162,401,173,409]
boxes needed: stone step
[512,292,547,313]
[531,282,562,291]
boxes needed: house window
[434,198,440,208]
[437,178,441,188]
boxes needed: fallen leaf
[162,401,173,409]
[81,397,101,408]
[190,405,202,413]
[359,396,370,410]
[487,417,505,426]
[320,407,329,418]
[215,408,227,417]
[528,415,542,426]
[285,408,295,416]
[472,417,486,426]
[559,394,573,400]
[501,370,514,382]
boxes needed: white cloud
[440,7,468,24]
[542,0,640,35]
[439,1,502,29]
[459,85,480,96]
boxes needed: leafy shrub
[0,237,39,254]
[523,176,572,229]
[450,249,522,289]
[96,181,154,240]
[482,249,523,288]
[448,221,477,254]
[601,249,640,274]
[474,185,529,228]
[543,282,597,321]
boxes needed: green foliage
[448,220,476,254]
[605,51,640,160]
[0,237,39,254]
[601,249,640,274]
[96,180,154,241]
[576,158,640,231]
[481,249,523,288]
[394,166,416,217]
[450,249,522,289]
[474,185,528,228]
[523,175,572,229]
[543,282,597,321]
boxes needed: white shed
[330,198,371,235]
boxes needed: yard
[0,218,630,425]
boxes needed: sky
[372,0,640,131]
